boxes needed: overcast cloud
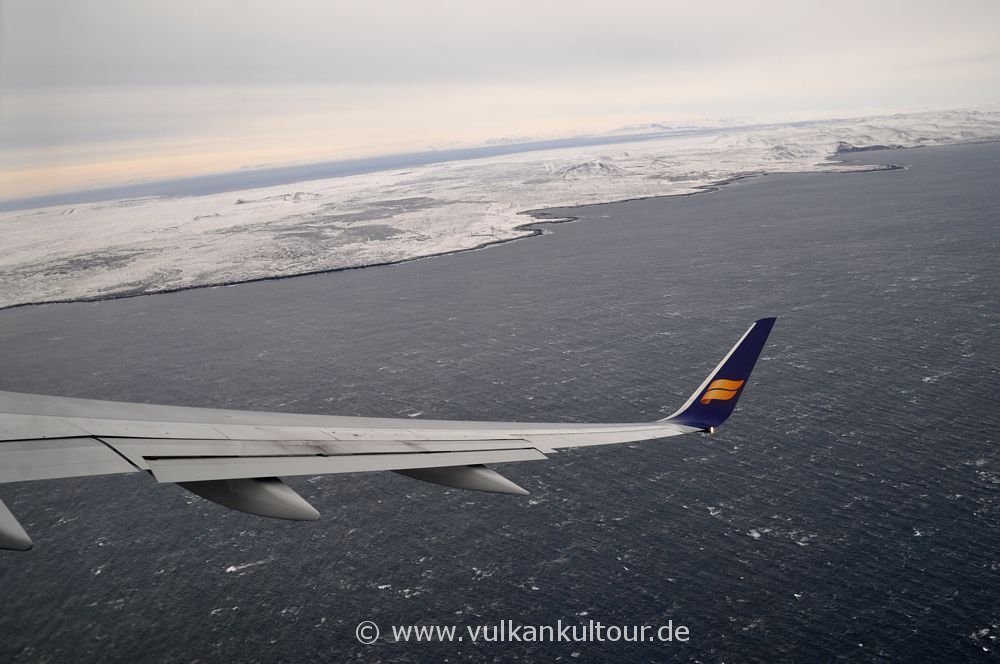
[2,0,999,197]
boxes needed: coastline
[0,158,908,313]
[4,107,999,312]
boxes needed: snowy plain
[2,107,999,309]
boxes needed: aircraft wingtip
[662,318,776,430]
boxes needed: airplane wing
[0,318,776,551]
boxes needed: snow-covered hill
[557,159,630,179]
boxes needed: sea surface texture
[0,143,998,662]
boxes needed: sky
[2,0,999,199]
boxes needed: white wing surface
[0,318,776,551]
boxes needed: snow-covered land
[2,108,999,309]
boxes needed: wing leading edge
[0,318,776,550]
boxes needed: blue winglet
[662,318,776,430]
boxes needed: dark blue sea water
[1,142,998,662]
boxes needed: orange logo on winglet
[699,379,745,405]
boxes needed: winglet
[661,318,776,430]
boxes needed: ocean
[1,142,998,662]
